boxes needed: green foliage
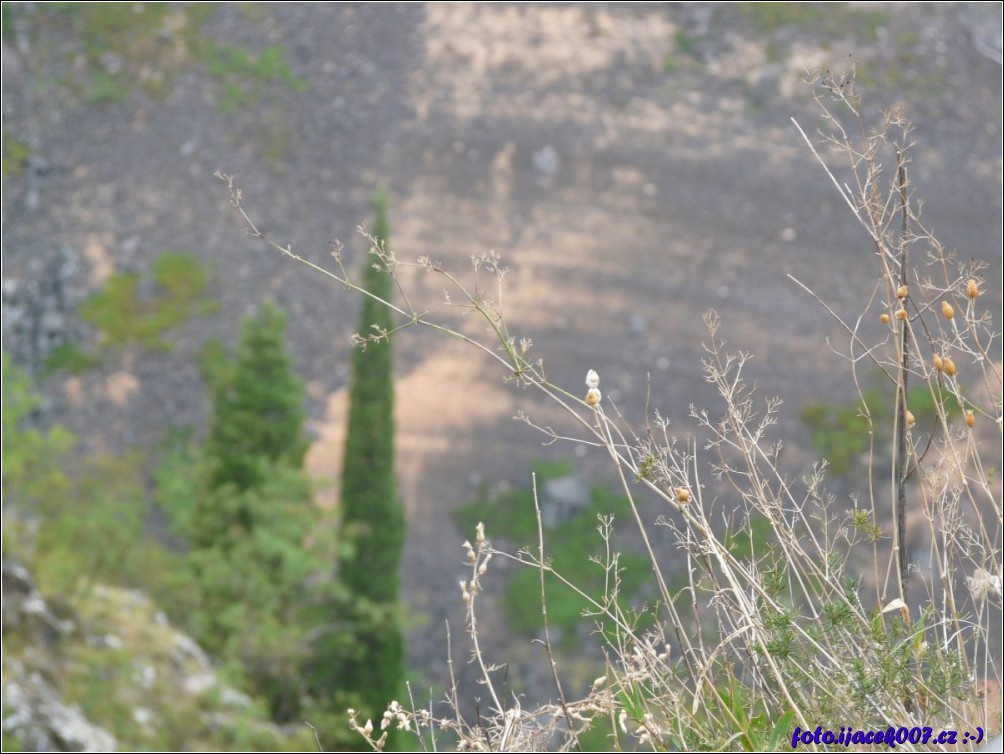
[2,351,75,543]
[736,2,827,32]
[723,513,775,561]
[152,428,203,540]
[15,4,305,109]
[800,384,959,475]
[204,302,306,491]
[1,3,13,40]
[454,459,571,540]
[43,342,100,375]
[735,2,888,37]
[1,353,72,502]
[204,42,309,113]
[674,28,699,59]
[198,336,233,392]
[1,353,150,597]
[457,461,652,640]
[2,134,30,177]
[79,251,217,351]
[848,507,883,542]
[188,466,323,721]
[31,3,207,102]
[181,301,324,723]
[337,188,402,599]
[36,452,149,596]
[322,188,406,737]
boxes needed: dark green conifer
[321,189,406,735]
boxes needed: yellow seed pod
[675,487,691,504]
[943,357,957,376]
[905,410,916,427]
[932,354,943,372]
[941,300,954,319]
[585,387,602,406]
[966,279,980,299]
[965,410,975,429]
[879,313,890,324]
[895,308,908,321]
[896,285,909,299]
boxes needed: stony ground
[3,2,1001,712]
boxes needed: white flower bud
[586,369,600,388]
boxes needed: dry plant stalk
[219,72,1001,752]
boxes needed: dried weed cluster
[221,75,1001,751]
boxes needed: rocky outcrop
[1,559,283,751]
[2,559,116,752]
[2,666,118,753]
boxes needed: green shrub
[801,384,964,475]
[80,251,216,351]
[43,342,100,375]
[203,42,309,113]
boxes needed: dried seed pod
[896,285,909,299]
[585,387,602,406]
[879,313,891,324]
[943,357,957,376]
[966,279,980,299]
[896,308,908,321]
[932,354,943,372]
[905,410,916,427]
[965,410,975,429]
[941,300,954,319]
[675,487,691,504]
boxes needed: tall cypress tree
[326,189,406,733]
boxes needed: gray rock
[532,145,559,177]
[540,475,590,528]
[2,558,76,645]
[2,670,117,752]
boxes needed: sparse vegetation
[79,251,216,352]
[42,342,100,375]
[2,135,31,178]
[456,461,652,641]
[800,383,963,475]
[220,69,1001,752]
[12,4,306,109]
[203,42,309,113]
[736,2,888,40]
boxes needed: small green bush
[801,384,962,475]
[79,251,216,351]
[43,342,100,375]
[203,42,309,113]
[2,135,31,177]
